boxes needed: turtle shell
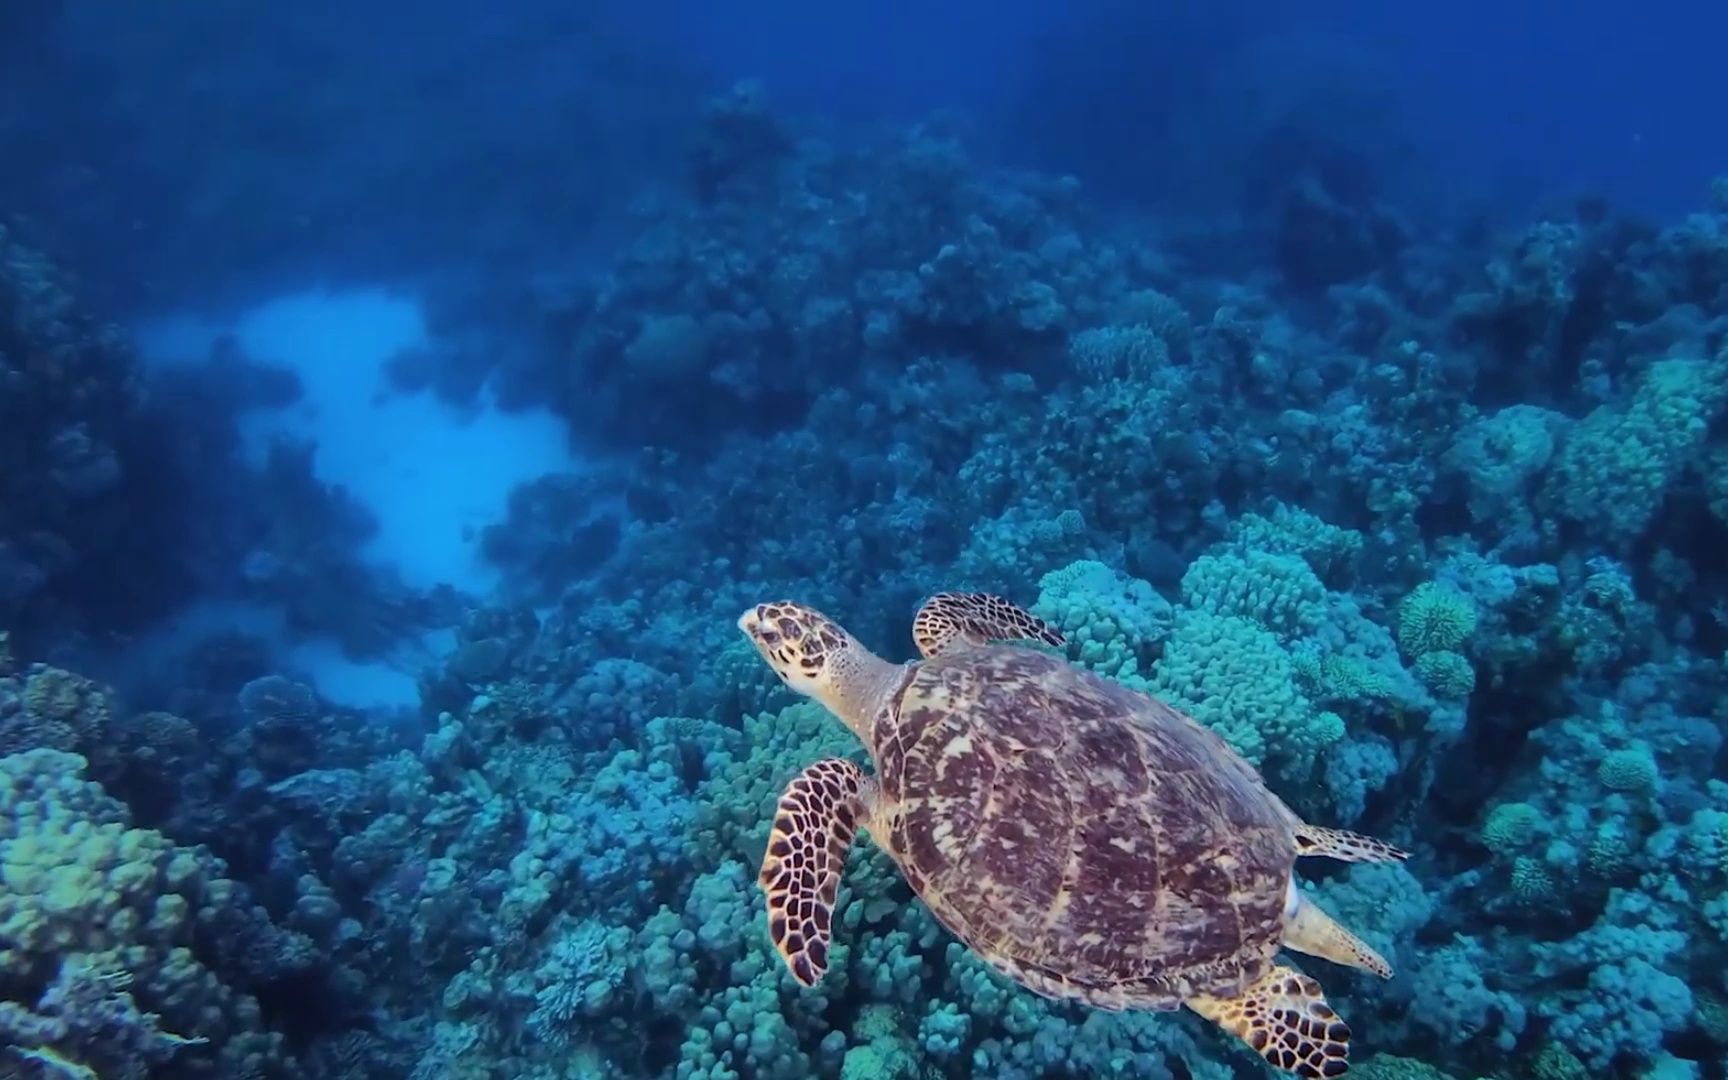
[871,645,1299,1006]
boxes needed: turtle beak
[738,606,792,681]
[738,607,771,655]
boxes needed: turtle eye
[760,629,781,646]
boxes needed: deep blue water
[639,0,1728,217]
[2,3,1727,1078]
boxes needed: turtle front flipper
[760,758,879,987]
[1187,964,1351,1078]
[1294,824,1408,864]
[912,591,1065,658]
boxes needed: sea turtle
[737,591,1409,1078]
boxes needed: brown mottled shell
[871,645,1300,1008]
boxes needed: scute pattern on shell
[873,646,1298,1005]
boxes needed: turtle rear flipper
[1294,824,1409,864]
[1282,887,1393,978]
[913,591,1065,658]
[1188,964,1351,1078]
[760,758,879,986]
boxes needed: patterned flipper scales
[912,591,1065,658]
[1188,964,1351,1078]
[1294,824,1409,864]
[759,758,876,986]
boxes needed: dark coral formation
[0,227,191,642]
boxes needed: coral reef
[6,79,1728,1080]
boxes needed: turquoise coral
[1482,802,1544,855]
[1397,581,1478,656]
[1545,353,1728,546]
[1597,745,1661,794]
[1445,404,1566,524]
[1180,546,1326,640]
[1032,559,1171,679]
[1413,649,1475,699]
[1150,609,1335,769]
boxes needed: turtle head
[737,601,897,739]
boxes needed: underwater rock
[448,637,510,684]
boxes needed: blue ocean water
[2,1,1727,1076]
